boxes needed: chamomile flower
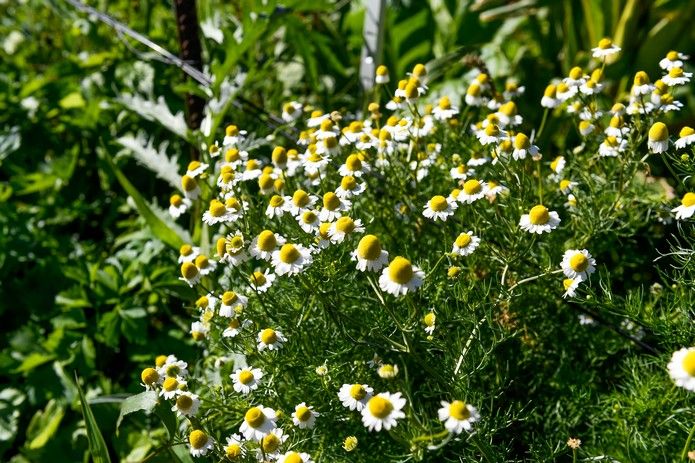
[178,244,199,263]
[352,234,389,272]
[190,321,209,341]
[292,403,319,429]
[223,434,246,460]
[140,368,159,389]
[328,216,365,243]
[181,175,200,200]
[648,122,669,153]
[185,160,208,178]
[631,71,653,96]
[561,249,596,281]
[423,195,458,221]
[450,164,470,180]
[335,175,366,199]
[377,364,399,379]
[180,262,201,287]
[258,428,288,459]
[250,270,276,293]
[438,401,480,434]
[241,159,263,181]
[219,291,248,317]
[339,153,371,177]
[604,116,629,138]
[485,181,508,200]
[504,80,525,99]
[223,124,247,146]
[160,376,186,399]
[452,231,481,256]
[169,194,191,218]
[599,136,627,157]
[541,84,559,108]
[158,356,189,379]
[432,96,459,121]
[465,82,484,106]
[338,383,374,411]
[458,179,488,204]
[231,367,263,394]
[562,277,581,298]
[512,133,539,160]
[578,120,595,136]
[222,232,250,267]
[277,451,313,463]
[286,189,318,216]
[580,78,603,95]
[318,192,351,222]
[592,38,620,58]
[550,156,566,175]
[240,405,277,441]
[559,179,578,194]
[249,230,286,261]
[379,256,425,296]
[662,67,692,86]
[188,430,214,458]
[282,101,303,122]
[673,192,695,220]
[555,82,577,101]
[296,210,320,234]
[266,195,287,219]
[194,254,216,276]
[271,243,313,276]
[519,205,560,234]
[172,391,200,417]
[423,309,436,334]
[668,347,695,391]
[477,124,504,145]
[202,199,236,225]
[375,64,390,84]
[659,50,689,70]
[468,151,490,166]
[361,392,406,432]
[257,328,286,352]
[496,101,522,127]
[565,66,586,87]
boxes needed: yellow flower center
[181,262,198,280]
[259,174,274,190]
[181,175,197,192]
[476,73,489,84]
[682,351,695,376]
[528,205,550,225]
[155,355,167,367]
[429,195,448,212]
[194,255,209,269]
[245,407,265,428]
[295,406,312,422]
[376,65,388,76]
[667,50,679,61]
[388,256,414,284]
[405,82,419,99]
[257,230,277,252]
[251,271,267,287]
[283,452,303,463]
[187,161,201,172]
[335,216,356,233]
[438,96,451,109]
[261,433,280,452]
[341,176,357,191]
[598,38,612,49]
[318,222,331,239]
[357,235,382,260]
[550,157,562,171]
[605,136,618,147]
[649,122,668,142]
[324,137,338,149]
[226,197,241,211]
[346,154,362,171]
[279,244,301,264]
[189,430,208,449]
[226,443,242,458]
[484,124,499,136]
[560,179,572,191]
[467,82,481,96]
[261,328,277,345]
[557,82,569,93]
[423,312,436,327]
[323,192,340,211]
[196,296,209,309]
[238,370,255,385]
[293,190,310,208]
[681,192,695,207]
[499,101,517,116]
[350,384,367,400]
[544,84,557,97]
[563,278,575,290]
[514,133,530,150]
[267,195,283,208]
[225,148,240,162]
[176,394,193,410]
[246,160,259,171]
[569,253,589,272]
[228,318,241,329]
[301,211,317,224]
[413,63,426,77]
[455,233,472,248]
[669,67,684,78]
[633,71,649,85]
[569,66,583,80]
[367,396,393,419]
[163,377,178,392]
[228,235,244,251]
[449,401,471,420]
[222,291,238,306]
[170,194,183,207]
[463,179,481,195]
[226,124,239,136]
[209,200,227,217]
[141,368,159,385]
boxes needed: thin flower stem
[536,107,549,140]
[681,421,695,460]
[507,269,564,292]
[411,429,449,444]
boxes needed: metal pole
[359,0,386,92]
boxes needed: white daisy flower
[423,309,436,335]
[240,159,263,181]
[450,164,470,180]
[503,80,525,99]
[172,391,200,417]
[485,181,508,200]
[648,122,669,153]
[318,192,351,222]
[432,96,459,121]
[190,321,209,341]
[188,430,214,457]
[477,124,505,145]
[451,232,481,256]
[361,392,406,432]
[223,125,247,147]
[591,38,620,58]
[285,189,318,217]
[169,194,191,219]
[193,254,216,276]
[277,451,313,463]
[265,195,287,219]
[512,133,539,160]
[598,136,627,157]
[561,249,596,281]
[240,405,277,441]
[335,175,366,199]
[257,328,286,352]
[378,256,425,296]
[338,383,374,411]
[562,277,581,298]
[578,314,596,325]
[339,153,371,177]
[604,116,629,138]
[223,434,246,460]
[202,199,236,225]
[160,376,187,399]
[249,230,286,261]
[223,317,252,338]
[550,156,566,175]
[659,50,689,70]
[631,71,653,95]
[296,210,320,234]
[375,65,389,84]
[250,270,276,293]
[519,205,561,234]
[185,160,208,178]
[673,192,695,220]
[258,427,288,459]
[663,67,692,86]
[458,179,488,204]
[555,82,577,101]
[179,261,201,287]
[351,234,389,272]
[231,367,263,394]
[328,217,365,243]
[219,290,248,317]
[495,101,523,127]
[564,67,586,87]
[292,402,319,429]
[668,347,695,391]
[541,84,559,108]
[423,195,458,221]
[158,356,188,379]
[468,152,490,166]
[281,101,303,122]
[271,243,313,276]
[437,401,480,434]
[307,111,330,127]
[580,78,603,95]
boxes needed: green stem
[681,422,695,460]
[411,428,449,444]
[536,107,549,140]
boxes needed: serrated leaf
[75,373,112,463]
[116,391,158,433]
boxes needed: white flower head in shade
[591,38,621,58]
[423,195,458,221]
[338,383,373,411]
[437,400,480,434]
[561,249,596,281]
[519,205,561,234]
[169,194,191,219]
[277,451,314,463]
[675,126,695,149]
[452,231,481,256]
[172,391,200,417]
[351,234,389,272]
[188,430,214,457]
[223,434,246,460]
[257,328,286,352]
[562,277,582,299]
[292,402,319,429]
[378,256,425,296]
[673,192,695,220]
[659,50,689,70]
[250,269,276,293]
[239,405,277,441]
[361,392,407,432]
[662,67,692,86]
[668,347,695,391]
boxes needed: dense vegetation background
[1,0,695,462]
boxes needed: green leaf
[75,373,112,463]
[100,147,184,250]
[59,92,86,109]
[26,399,65,449]
[154,400,178,440]
[15,353,55,373]
[116,391,158,433]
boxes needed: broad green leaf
[15,353,55,373]
[75,373,112,463]
[59,92,86,109]
[116,391,158,433]
[154,400,178,440]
